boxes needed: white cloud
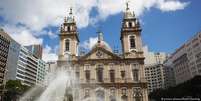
[0,0,190,61]
[47,31,57,39]
[2,24,43,46]
[80,37,98,50]
[0,0,189,32]
[157,0,189,12]
[0,0,96,32]
[11,30,43,46]
[42,45,58,62]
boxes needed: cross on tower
[126,0,130,10]
[69,7,72,15]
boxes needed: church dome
[91,31,112,52]
[92,40,112,52]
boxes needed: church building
[57,3,148,101]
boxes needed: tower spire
[69,7,73,15]
[66,7,74,23]
[97,30,103,43]
[124,0,135,19]
[126,1,130,11]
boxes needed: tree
[3,80,30,101]
[149,76,201,101]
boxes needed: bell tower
[120,2,143,58]
[58,8,79,61]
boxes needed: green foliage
[3,80,30,101]
[149,76,201,101]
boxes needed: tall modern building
[185,32,201,76]
[145,64,165,93]
[25,45,43,59]
[143,46,168,65]
[57,4,148,101]
[16,47,38,86]
[1,28,47,86]
[7,45,46,86]
[5,33,21,82]
[0,28,11,85]
[167,32,201,85]
[36,59,46,85]
[143,46,169,93]
[163,58,176,89]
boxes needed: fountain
[19,66,78,101]
[20,53,79,101]
[19,64,118,101]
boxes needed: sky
[0,0,201,62]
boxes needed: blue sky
[141,0,201,53]
[77,0,201,53]
[0,0,200,61]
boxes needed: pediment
[79,47,121,60]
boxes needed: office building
[16,47,38,86]
[36,59,46,85]
[168,32,201,85]
[1,28,48,86]
[25,45,43,59]
[163,58,176,89]
[143,46,168,93]
[0,28,10,85]
[5,35,21,82]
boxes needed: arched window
[110,88,116,101]
[85,70,90,82]
[122,88,127,95]
[110,88,115,96]
[110,70,115,82]
[84,89,90,98]
[65,39,70,51]
[121,87,128,101]
[132,69,139,81]
[129,36,136,49]
[96,64,103,82]
[129,22,132,28]
[110,96,116,101]
[67,26,71,31]
[121,70,125,79]
[133,88,143,101]
[121,95,128,101]
[75,71,79,80]
[96,89,105,101]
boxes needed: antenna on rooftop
[113,45,119,54]
[79,47,86,56]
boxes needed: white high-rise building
[17,47,38,86]
[143,46,169,93]
[1,28,47,86]
[11,46,47,86]
[163,58,176,89]
[167,32,201,85]
[36,59,46,85]
[185,32,201,76]
[143,46,167,65]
